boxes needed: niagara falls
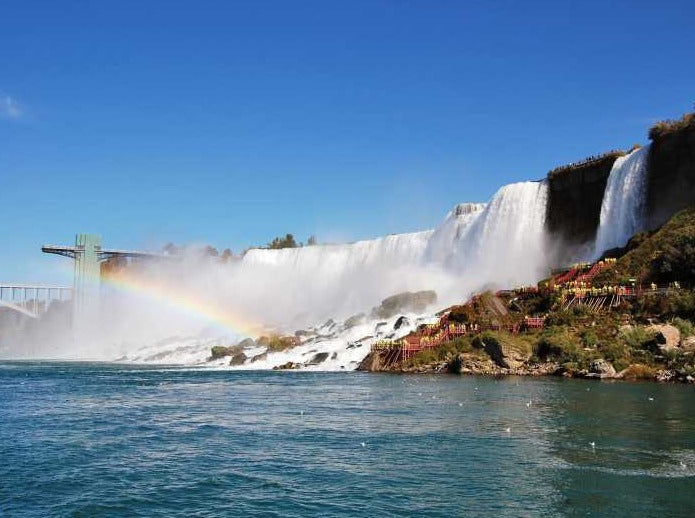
[2,1,695,516]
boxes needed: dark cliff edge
[646,112,695,230]
[545,151,624,253]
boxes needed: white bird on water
[680,461,687,469]
[589,441,596,449]
[360,442,366,448]
[505,427,511,434]
[526,400,532,408]
[648,397,654,401]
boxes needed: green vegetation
[267,234,298,249]
[648,111,695,141]
[670,317,695,338]
[265,335,298,352]
[594,206,695,288]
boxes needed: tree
[204,245,219,257]
[267,234,298,249]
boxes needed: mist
[1,180,557,364]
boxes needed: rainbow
[101,269,264,337]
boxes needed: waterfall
[448,181,550,288]
[594,145,650,256]
[229,181,550,326]
[91,177,554,365]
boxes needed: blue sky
[1,0,694,283]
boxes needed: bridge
[0,284,72,318]
[0,234,161,330]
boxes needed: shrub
[266,335,298,352]
[670,317,695,338]
[621,327,656,350]
[620,364,657,380]
[648,112,695,140]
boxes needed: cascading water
[5,173,554,367]
[446,181,550,288]
[594,145,650,256]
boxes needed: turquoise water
[1,363,694,517]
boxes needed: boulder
[394,316,411,330]
[250,352,267,363]
[680,336,695,352]
[209,345,239,360]
[587,358,617,379]
[451,353,499,375]
[273,361,300,370]
[480,336,530,369]
[237,338,255,348]
[648,324,681,351]
[304,352,329,366]
[229,352,247,366]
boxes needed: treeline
[161,233,319,261]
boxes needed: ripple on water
[1,364,694,517]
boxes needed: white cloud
[1,94,22,119]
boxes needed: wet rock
[394,316,411,330]
[237,338,255,348]
[305,352,330,366]
[209,345,239,360]
[273,361,300,370]
[656,369,677,382]
[371,290,437,319]
[587,359,617,379]
[229,352,247,366]
[250,352,267,363]
[357,352,382,372]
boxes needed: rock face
[587,359,617,379]
[546,152,622,250]
[649,324,681,351]
[478,335,531,369]
[356,352,382,372]
[646,116,695,229]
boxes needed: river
[1,362,693,516]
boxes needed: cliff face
[545,152,623,247]
[646,116,695,229]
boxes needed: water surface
[1,363,694,516]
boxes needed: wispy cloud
[1,94,23,119]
